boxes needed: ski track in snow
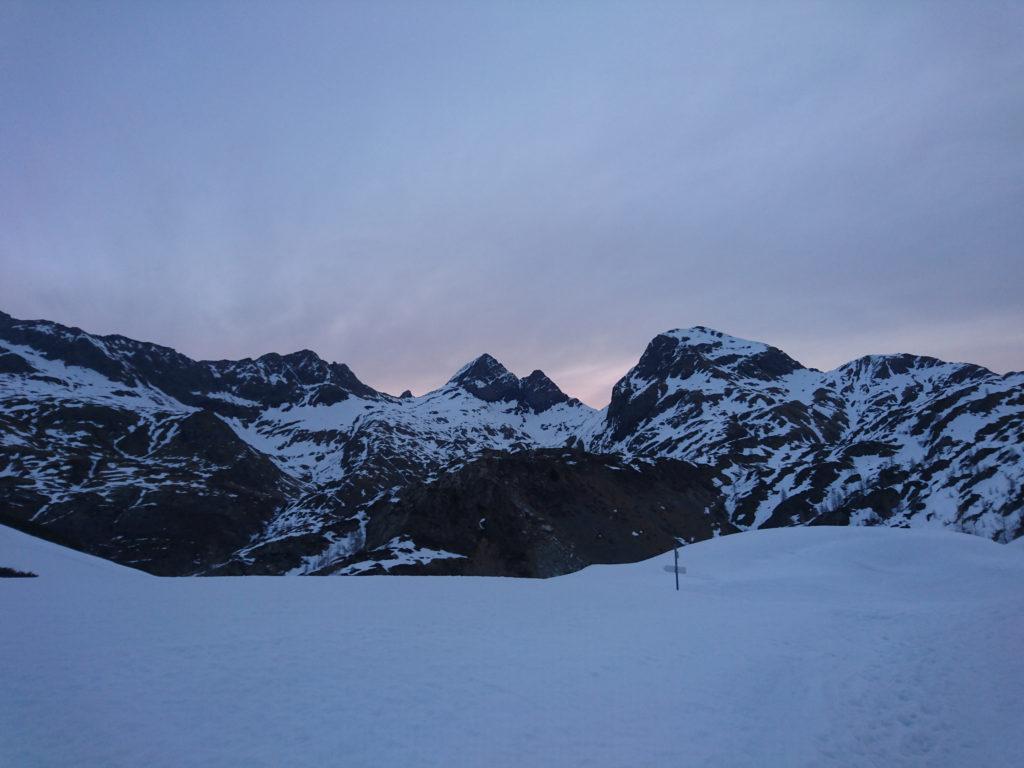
[2,524,1022,768]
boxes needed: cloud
[2,1,1021,407]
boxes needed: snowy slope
[1,527,1021,767]
[0,523,146,579]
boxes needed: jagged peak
[521,369,558,388]
[256,349,324,367]
[442,357,577,411]
[520,369,570,412]
[251,350,330,382]
[447,353,512,384]
[445,353,520,403]
[281,349,326,366]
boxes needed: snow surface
[2,524,1022,767]
[0,524,147,580]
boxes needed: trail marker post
[663,544,686,587]
[674,545,679,591]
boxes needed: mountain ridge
[1,310,1020,575]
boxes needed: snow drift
[2,524,1022,767]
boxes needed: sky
[2,1,1022,406]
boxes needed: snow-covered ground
[2,524,1022,768]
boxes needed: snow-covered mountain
[1,311,1020,575]
[591,327,1023,542]
[0,311,597,573]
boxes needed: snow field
[2,524,1022,767]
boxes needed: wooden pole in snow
[674,545,679,591]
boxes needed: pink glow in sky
[3,2,1022,408]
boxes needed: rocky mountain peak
[255,350,331,385]
[450,353,509,380]
[519,369,570,412]
[281,349,327,369]
[642,327,806,382]
[602,328,809,444]
[446,357,576,411]
[447,354,520,402]
[838,353,985,381]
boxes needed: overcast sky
[2,1,1022,405]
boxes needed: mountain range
[1,310,1021,575]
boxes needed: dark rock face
[448,355,573,412]
[321,449,736,577]
[0,312,357,574]
[0,351,34,375]
[1,311,1021,577]
[604,328,808,442]
[519,370,571,412]
[448,354,521,402]
[7,404,298,576]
